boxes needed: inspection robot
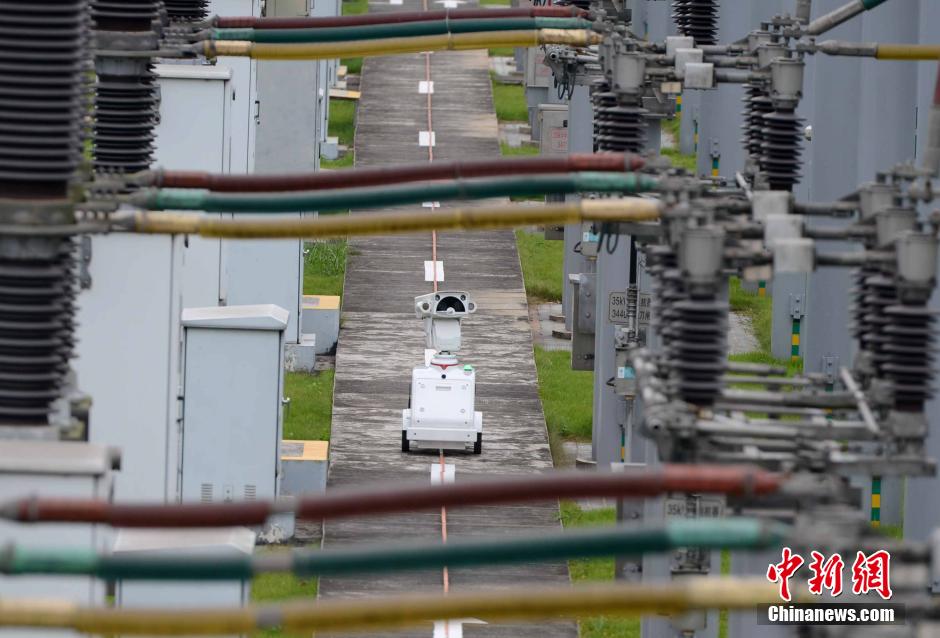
[402,291,483,454]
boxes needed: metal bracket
[576,273,596,335]
[823,356,840,386]
[79,235,92,290]
[930,529,940,594]
[613,462,645,581]
[709,137,720,160]
[154,83,162,125]
[788,293,804,319]
[570,273,596,371]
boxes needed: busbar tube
[925,63,940,175]
[0,578,797,635]
[143,153,646,192]
[212,6,587,29]
[804,0,889,37]
[126,199,664,238]
[133,173,661,213]
[195,30,605,60]
[2,464,781,527]
[0,518,788,580]
[816,40,940,61]
[209,18,594,44]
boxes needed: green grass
[283,370,334,441]
[341,0,368,15]
[342,57,363,75]
[515,230,594,443]
[534,346,594,441]
[328,99,356,147]
[727,351,802,376]
[659,117,697,173]
[321,81,357,167]
[661,148,697,172]
[877,524,904,540]
[727,277,808,378]
[515,229,563,302]
[251,546,319,638]
[339,0,367,73]
[489,46,516,56]
[304,239,347,297]
[515,228,595,448]
[661,116,681,141]
[561,503,640,638]
[728,277,773,354]
[321,153,354,169]
[490,72,528,122]
[501,141,540,156]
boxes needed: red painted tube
[213,6,588,29]
[924,62,940,174]
[3,465,781,528]
[934,63,940,106]
[148,154,646,193]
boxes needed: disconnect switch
[570,273,596,371]
[613,326,636,398]
[614,350,637,398]
[822,355,839,386]
[788,293,804,319]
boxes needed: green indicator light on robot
[464,365,473,371]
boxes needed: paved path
[728,312,759,355]
[318,4,577,637]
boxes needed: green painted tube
[289,518,788,577]
[0,519,788,581]
[6,548,99,577]
[4,548,254,581]
[141,173,661,214]
[212,18,591,43]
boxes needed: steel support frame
[903,0,940,544]
[592,115,660,469]
[800,0,916,529]
[563,85,596,329]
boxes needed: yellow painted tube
[201,29,602,60]
[0,579,800,635]
[876,44,940,60]
[129,199,662,239]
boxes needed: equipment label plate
[638,293,652,327]
[609,292,652,325]
[609,292,629,324]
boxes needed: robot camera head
[414,292,476,319]
[414,292,477,353]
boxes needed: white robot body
[402,358,483,453]
[402,292,483,454]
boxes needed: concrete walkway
[318,3,577,637]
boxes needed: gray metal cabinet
[0,442,116,624]
[180,305,287,504]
